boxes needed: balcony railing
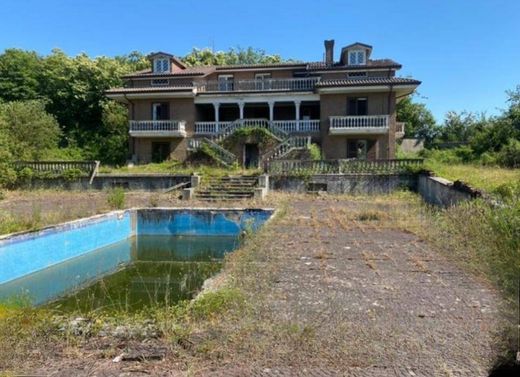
[329,115,389,134]
[194,119,320,135]
[129,120,187,137]
[197,77,319,92]
[272,120,321,133]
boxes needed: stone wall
[18,174,191,191]
[417,175,480,207]
[270,174,417,194]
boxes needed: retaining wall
[417,175,480,207]
[270,174,417,194]
[18,174,191,191]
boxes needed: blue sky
[1,0,519,121]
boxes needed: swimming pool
[0,208,273,309]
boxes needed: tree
[471,86,520,155]
[182,46,288,66]
[396,96,437,143]
[437,111,486,143]
[0,100,62,160]
[0,49,41,101]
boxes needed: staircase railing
[261,136,311,164]
[200,138,237,166]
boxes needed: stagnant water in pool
[6,235,239,312]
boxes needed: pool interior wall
[0,208,273,305]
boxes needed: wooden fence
[266,159,424,175]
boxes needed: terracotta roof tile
[106,86,194,94]
[307,59,401,71]
[316,77,421,87]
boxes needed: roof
[106,86,194,94]
[123,66,215,78]
[215,62,306,70]
[316,77,421,87]
[342,42,373,50]
[306,59,401,71]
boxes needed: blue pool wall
[137,209,273,236]
[0,211,134,285]
[0,208,273,287]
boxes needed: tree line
[396,88,520,167]
[0,46,518,172]
[0,47,285,169]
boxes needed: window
[347,140,368,160]
[218,74,234,91]
[151,78,169,86]
[255,73,271,90]
[348,98,368,116]
[348,50,366,65]
[347,71,367,79]
[154,58,170,73]
[152,103,170,120]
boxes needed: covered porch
[194,100,320,134]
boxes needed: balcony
[129,120,187,137]
[197,77,319,93]
[194,119,320,135]
[329,115,389,135]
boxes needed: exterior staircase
[190,118,310,168]
[194,175,259,201]
[261,135,311,163]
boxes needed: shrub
[61,168,84,181]
[497,138,520,168]
[307,143,322,160]
[16,167,34,184]
[478,152,498,166]
[106,187,125,209]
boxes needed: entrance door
[151,142,170,163]
[347,139,368,159]
[244,143,259,168]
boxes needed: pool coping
[0,207,276,242]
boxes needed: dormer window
[154,58,170,73]
[348,50,366,65]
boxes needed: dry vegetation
[0,190,517,376]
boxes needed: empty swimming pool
[0,208,273,310]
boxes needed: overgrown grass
[99,161,262,177]
[106,187,125,209]
[424,159,520,192]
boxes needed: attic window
[347,71,367,79]
[348,50,366,65]
[154,58,170,73]
[151,79,169,86]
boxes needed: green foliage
[0,100,61,160]
[188,288,246,321]
[307,143,322,160]
[222,127,277,149]
[16,167,34,184]
[437,111,486,143]
[182,46,288,67]
[0,49,41,101]
[396,95,437,142]
[0,130,16,188]
[106,187,125,209]
[497,138,520,168]
[61,168,84,181]
[493,181,520,201]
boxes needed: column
[213,102,220,133]
[238,101,245,120]
[268,101,275,122]
[294,100,301,131]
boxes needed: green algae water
[49,235,239,312]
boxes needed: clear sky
[1,0,519,121]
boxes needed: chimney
[324,39,334,66]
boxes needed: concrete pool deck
[0,193,502,376]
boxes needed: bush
[16,167,34,185]
[189,288,246,321]
[497,138,520,168]
[106,187,125,209]
[61,168,84,181]
[307,143,322,160]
